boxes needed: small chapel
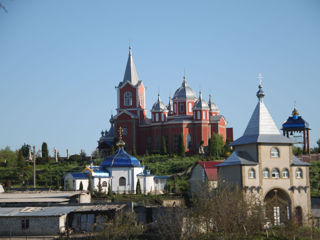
[98,47,233,155]
[218,78,311,226]
[64,130,168,194]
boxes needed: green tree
[132,145,137,156]
[317,139,320,153]
[20,143,30,159]
[177,134,185,157]
[207,138,213,156]
[211,133,224,159]
[293,146,303,156]
[88,176,93,195]
[80,149,86,161]
[41,142,49,161]
[136,179,141,194]
[98,178,103,193]
[107,183,113,197]
[79,181,83,191]
[160,136,167,155]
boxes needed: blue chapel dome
[101,148,141,168]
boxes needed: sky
[0,0,319,156]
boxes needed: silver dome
[193,91,209,110]
[172,76,197,100]
[208,94,219,112]
[151,94,168,112]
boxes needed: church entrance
[264,189,291,225]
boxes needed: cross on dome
[116,127,126,149]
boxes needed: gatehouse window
[263,168,270,178]
[248,168,256,179]
[271,147,280,158]
[296,168,303,179]
[124,91,132,106]
[272,168,280,179]
[119,177,126,186]
[282,168,289,178]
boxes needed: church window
[180,103,184,113]
[102,181,108,187]
[161,113,164,121]
[271,147,280,158]
[156,113,159,122]
[248,168,255,179]
[282,168,289,178]
[122,126,127,136]
[263,168,270,178]
[296,168,303,179]
[140,93,143,106]
[119,177,126,186]
[193,111,196,120]
[189,102,192,112]
[21,219,30,230]
[272,168,280,178]
[174,103,176,113]
[187,134,192,150]
[203,111,206,120]
[197,111,200,120]
[152,114,154,122]
[124,91,132,106]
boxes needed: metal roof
[208,94,219,112]
[119,46,139,87]
[151,94,168,112]
[193,91,209,110]
[0,206,78,217]
[101,148,141,167]
[231,83,294,146]
[70,172,88,179]
[172,76,197,100]
[217,151,257,167]
[291,155,311,166]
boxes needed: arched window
[119,177,126,186]
[122,126,127,136]
[180,103,184,113]
[272,168,280,178]
[187,134,192,150]
[156,113,159,122]
[197,111,200,120]
[282,168,289,178]
[248,168,255,179]
[296,168,303,179]
[161,113,164,121]
[102,181,108,187]
[124,92,132,106]
[263,168,270,178]
[188,102,192,112]
[203,111,206,120]
[174,103,176,113]
[193,111,196,120]
[271,147,280,158]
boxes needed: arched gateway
[264,189,291,225]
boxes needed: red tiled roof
[198,161,221,181]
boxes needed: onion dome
[292,106,299,118]
[151,94,168,112]
[193,91,209,110]
[208,94,219,112]
[172,76,197,100]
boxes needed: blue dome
[101,149,141,167]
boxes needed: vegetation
[160,136,167,155]
[177,134,185,156]
[41,142,49,162]
[136,179,141,195]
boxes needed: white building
[64,138,169,194]
[218,79,311,226]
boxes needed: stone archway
[264,188,291,225]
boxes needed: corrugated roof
[70,172,88,179]
[230,134,294,146]
[0,206,77,217]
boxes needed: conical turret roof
[208,94,219,112]
[120,46,139,86]
[151,94,168,112]
[230,77,294,146]
[193,91,209,110]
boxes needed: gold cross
[118,127,123,140]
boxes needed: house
[218,79,311,226]
[98,47,233,155]
[189,161,221,194]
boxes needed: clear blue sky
[0,0,319,156]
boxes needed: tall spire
[123,46,139,85]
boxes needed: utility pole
[33,146,36,188]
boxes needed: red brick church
[98,47,233,155]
